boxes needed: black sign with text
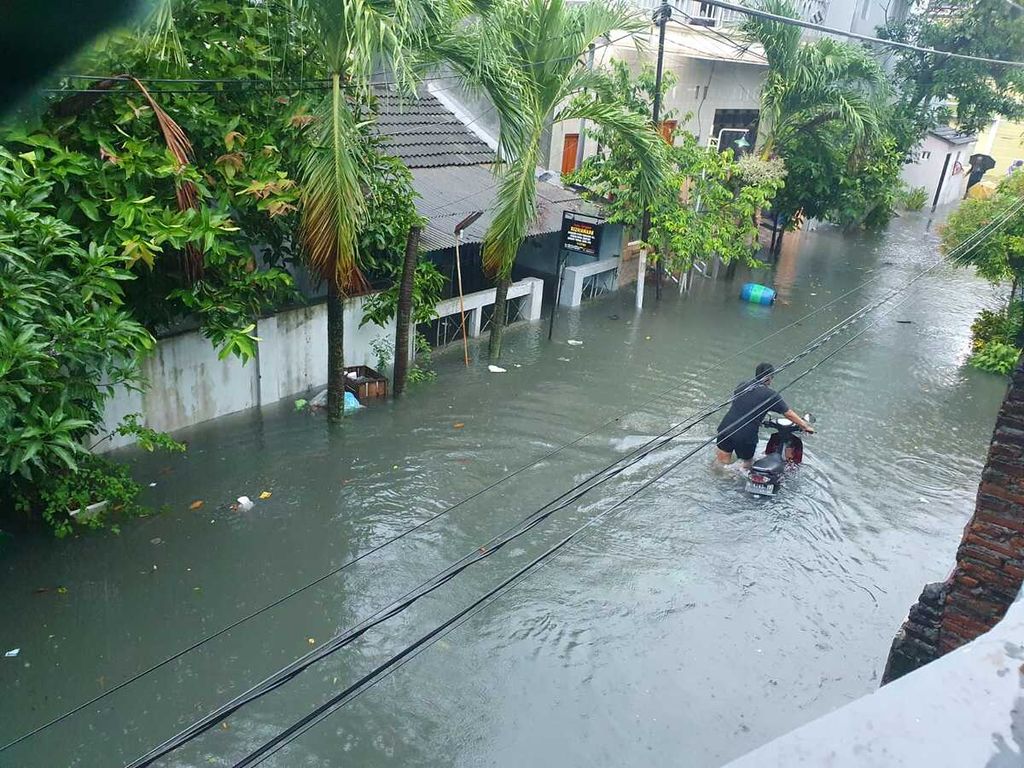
[560,212,604,257]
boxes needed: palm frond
[300,76,368,293]
[143,0,187,67]
[556,94,668,204]
[483,150,541,278]
[130,77,203,281]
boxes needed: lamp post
[454,211,483,367]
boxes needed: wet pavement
[0,211,1011,767]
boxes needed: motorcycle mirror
[804,413,815,424]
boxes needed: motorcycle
[744,414,814,496]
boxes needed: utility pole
[642,0,671,301]
[574,43,597,171]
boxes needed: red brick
[957,543,1005,568]
[976,510,1024,534]
[963,533,1019,560]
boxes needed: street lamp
[454,211,484,367]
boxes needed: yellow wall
[979,118,1024,181]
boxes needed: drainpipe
[931,152,952,211]
[574,43,596,171]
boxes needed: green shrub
[970,301,1023,350]
[896,185,928,211]
[18,456,142,538]
[970,340,1022,375]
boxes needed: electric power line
[5,196,1006,761]
[695,0,1024,67]
[223,201,1024,767]
[228,223,1014,767]
[121,195,1024,768]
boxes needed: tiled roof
[929,125,977,146]
[412,165,600,252]
[374,89,495,168]
[373,87,598,252]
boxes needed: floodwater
[0,212,1012,768]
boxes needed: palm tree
[298,0,466,420]
[742,0,889,249]
[743,0,888,159]
[444,0,668,359]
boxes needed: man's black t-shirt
[716,379,789,443]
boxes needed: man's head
[755,361,775,384]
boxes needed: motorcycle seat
[751,453,784,475]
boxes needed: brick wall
[882,352,1024,683]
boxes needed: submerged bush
[0,149,182,534]
[968,301,1022,375]
[896,185,928,211]
[970,340,1022,375]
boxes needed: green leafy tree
[943,171,1024,374]
[879,0,1024,133]
[654,142,785,274]
[2,0,309,360]
[942,171,1024,295]
[0,148,161,532]
[442,0,668,359]
[742,0,898,232]
[570,61,784,273]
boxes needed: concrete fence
[95,277,544,451]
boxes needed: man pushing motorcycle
[715,362,815,469]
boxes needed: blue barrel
[740,282,776,305]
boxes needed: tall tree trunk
[488,276,511,360]
[393,225,421,397]
[326,279,346,422]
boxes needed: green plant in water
[407,333,437,384]
[970,340,1022,375]
[17,455,143,538]
[971,301,1023,350]
[370,336,395,374]
[897,185,928,211]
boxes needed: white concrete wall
[549,28,766,169]
[901,134,975,209]
[723,591,1024,767]
[95,280,544,451]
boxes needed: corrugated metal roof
[413,165,601,252]
[929,125,977,146]
[373,87,600,252]
[374,89,495,168]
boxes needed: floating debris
[5,649,19,658]
[236,496,254,511]
[488,365,507,373]
[258,491,272,500]
[189,500,204,511]
[567,339,583,346]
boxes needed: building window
[561,133,579,176]
[711,108,759,154]
[921,150,931,160]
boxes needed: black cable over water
[0,208,929,759]
[119,201,1022,768]
[10,193,1019,764]
[229,278,944,768]
[235,240,992,766]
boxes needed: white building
[901,126,977,209]
[549,0,768,172]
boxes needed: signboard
[560,211,604,257]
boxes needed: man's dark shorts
[717,431,757,461]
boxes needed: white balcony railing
[633,0,746,27]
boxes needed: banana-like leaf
[299,75,369,294]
